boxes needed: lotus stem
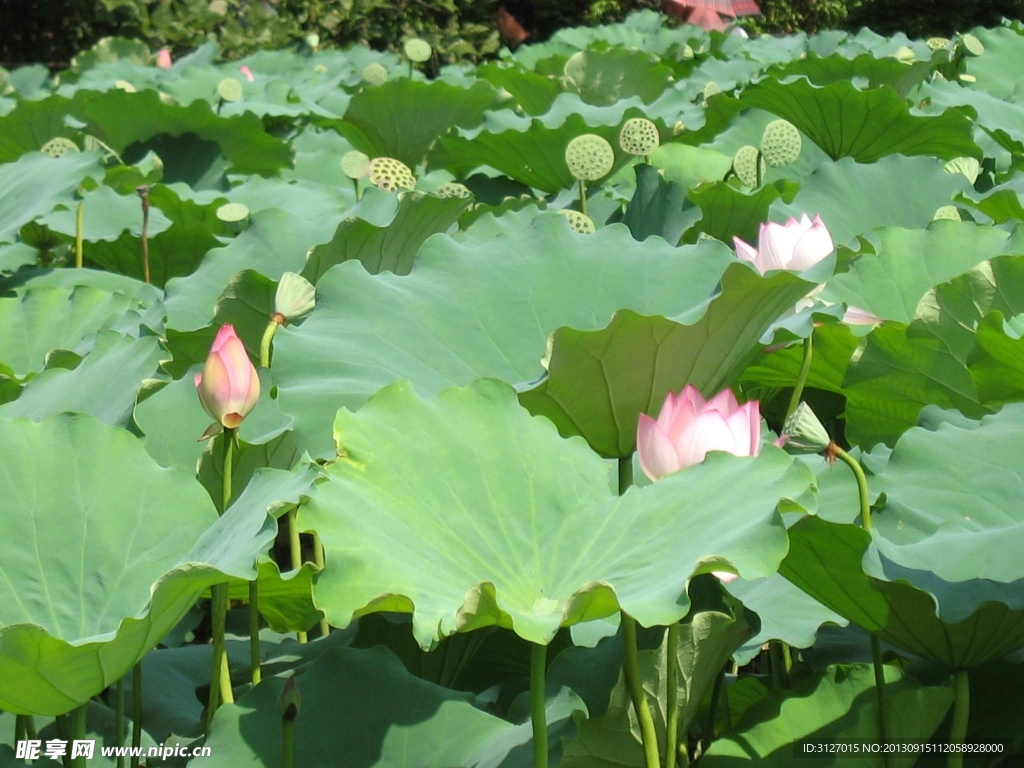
[785,333,814,422]
[622,613,661,768]
[25,715,36,740]
[15,714,26,744]
[353,178,362,201]
[947,670,970,768]
[707,663,727,741]
[115,676,125,768]
[287,507,308,643]
[769,641,790,689]
[530,642,549,768]
[249,580,262,686]
[260,319,279,369]
[665,623,680,768]
[281,718,295,768]
[137,186,151,284]
[71,704,87,768]
[578,178,588,217]
[313,534,329,637]
[755,150,764,188]
[75,200,84,269]
[833,446,872,530]
[618,456,632,496]
[56,715,72,768]
[131,663,142,768]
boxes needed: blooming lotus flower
[637,385,761,482]
[239,66,255,82]
[155,48,172,69]
[195,324,260,432]
[733,213,834,274]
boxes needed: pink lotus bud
[733,213,834,274]
[195,324,260,431]
[713,571,738,583]
[843,305,884,326]
[156,48,172,69]
[239,66,255,82]
[637,385,762,481]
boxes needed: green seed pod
[732,145,765,188]
[341,150,370,180]
[565,134,615,182]
[958,73,977,83]
[558,210,596,234]
[404,39,432,63]
[362,63,388,86]
[279,677,301,722]
[435,182,473,199]
[40,138,80,158]
[760,119,802,167]
[703,81,721,98]
[943,157,980,184]
[216,77,243,102]
[368,157,416,192]
[781,402,831,455]
[926,37,951,50]
[960,33,985,56]
[619,118,660,156]
[216,202,250,224]
[892,46,916,63]
[934,205,961,221]
[274,272,316,322]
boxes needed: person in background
[496,0,536,51]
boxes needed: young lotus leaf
[304,378,814,647]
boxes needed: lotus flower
[637,385,761,482]
[155,48,172,69]
[195,324,260,432]
[239,66,255,82]
[843,305,884,326]
[733,213,834,274]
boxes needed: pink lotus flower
[195,325,260,431]
[637,385,761,482]
[239,66,255,82]
[156,48,172,69]
[733,213,834,274]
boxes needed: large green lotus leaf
[429,111,637,194]
[781,516,1024,667]
[740,321,859,394]
[770,51,937,97]
[304,378,812,648]
[0,266,162,307]
[737,77,980,162]
[620,164,694,245]
[649,143,734,191]
[0,90,292,174]
[970,311,1024,406]
[282,127,358,186]
[328,78,499,167]
[962,26,1024,101]
[273,217,735,458]
[686,179,799,245]
[0,151,104,245]
[770,156,969,247]
[204,646,582,768]
[302,192,471,282]
[916,79,1024,148]
[83,223,223,288]
[958,187,1024,225]
[224,560,322,635]
[518,265,813,457]
[0,331,162,426]
[821,223,1014,323]
[0,415,312,715]
[39,185,172,243]
[198,430,300,513]
[0,286,151,380]
[701,665,954,766]
[476,61,560,115]
[562,48,673,107]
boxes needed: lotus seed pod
[960,33,984,56]
[274,272,316,322]
[305,33,320,51]
[780,402,831,455]
[619,118,660,156]
[216,202,250,223]
[435,182,473,199]
[943,157,981,184]
[216,77,243,102]
[114,80,137,92]
[362,63,388,86]
[934,205,961,221]
[279,677,301,721]
[40,138,80,158]
[341,150,370,180]
[958,73,977,83]
[732,145,766,188]
[312,64,328,74]
[558,210,596,234]
[404,38,432,63]
[760,119,802,167]
[926,37,951,50]
[681,44,695,60]
[565,134,615,182]
[368,157,416,192]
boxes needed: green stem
[222,428,235,512]
[282,719,295,768]
[287,508,307,643]
[769,641,789,689]
[139,190,150,284]
[622,613,661,768]
[130,663,142,768]
[313,533,329,637]
[618,456,633,496]
[249,580,262,686]
[755,150,764,188]
[665,623,680,768]
[71,705,87,768]
[785,333,814,422]
[207,583,228,733]
[260,320,278,369]
[15,714,26,744]
[530,643,549,768]
[24,715,35,740]
[578,178,588,217]
[56,715,72,768]
[75,201,84,269]
[834,446,872,530]
[707,664,727,741]
[947,671,970,768]
[353,177,362,201]
[115,676,125,768]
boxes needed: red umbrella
[662,0,761,31]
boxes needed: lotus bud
[239,66,255,82]
[274,272,316,324]
[155,48,172,69]
[195,324,260,433]
[779,402,831,455]
[279,677,301,722]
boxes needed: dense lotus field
[2,9,1024,767]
